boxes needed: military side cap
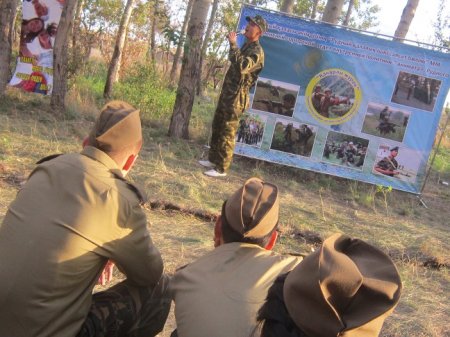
[224,177,279,238]
[92,100,142,152]
[283,233,402,337]
[246,15,268,33]
[390,146,399,152]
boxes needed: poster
[234,5,450,194]
[9,0,65,95]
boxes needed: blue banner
[234,5,450,194]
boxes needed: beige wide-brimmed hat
[284,233,402,337]
[89,100,141,152]
[224,177,279,238]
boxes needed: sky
[366,0,446,43]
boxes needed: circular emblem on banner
[305,69,361,124]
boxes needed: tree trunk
[311,0,320,19]
[168,0,211,139]
[51,0,78,112]
[394,0,420,41]
[280,0,295,13]
[342,0,354,26]
[0,0,19,95]
[72,0,84,51]
[149,0,159,64]
[169,0,194,84]
[103,0,135,98]
[197,0,219,96]
[322,0,345,24]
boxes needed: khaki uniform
[208,40,264,173]
[0,146,163,337]
[171,242,301,337]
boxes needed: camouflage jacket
[217,40,264,114]
[376,156,398,176]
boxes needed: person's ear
[123,154,137,172]
[214,216,223,248]
[82,137,89,148]
[264,230,278,251]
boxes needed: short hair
[220,201,277,248]
[255,273,310,337]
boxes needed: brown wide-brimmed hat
[284,233,402,337]
[224,177,279,238]
[90,100,142,152]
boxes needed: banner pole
[420,103,450,196]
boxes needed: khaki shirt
[171,242,301,337]
[0,146,163,337]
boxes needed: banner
[9,0,65,95]
[234,5,450,194]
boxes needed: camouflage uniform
[376,156,398,176]
[77,276,171,337]
[208,40,264,173]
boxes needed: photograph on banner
[236,112,268,148]
[251,78,299,118]
[391,71,442,112]
[9,0,65,95]
[372,144,420,183]
[321,131,369,170]
[270,119,317,157]
[305,68,361,125]
[361,102,411,142]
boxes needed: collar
[242,39,260,51]
[81,146,125,178]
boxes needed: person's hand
[227,32,237,44]
[98,261,115,286]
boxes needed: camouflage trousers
[76,275,171,337]
[208,107,243,173]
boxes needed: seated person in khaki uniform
[0,101,170,337]
[256,233,402,337]
[171,177,302,337]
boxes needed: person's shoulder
[35,153,64,164]
[119,180,148,205]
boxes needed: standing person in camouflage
[199,15,267,177]
[374,146,400,177]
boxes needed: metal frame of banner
[242,3,450,53]
[417,104,450,207]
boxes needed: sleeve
[104,204,164,287]
[228,42,263,75]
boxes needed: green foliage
[433,147,450,174]
[68,61,175,122]
[432,0,450,49]
[114,63,176,121]
[70,61,108,102]
[376,184,393,215]
[343,0,380,30]
[293,0,325,18]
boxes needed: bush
[115,63,176,121]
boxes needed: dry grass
[1,89,449,337]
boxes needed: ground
[0,89,449,337]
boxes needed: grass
[1,66,449,336]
